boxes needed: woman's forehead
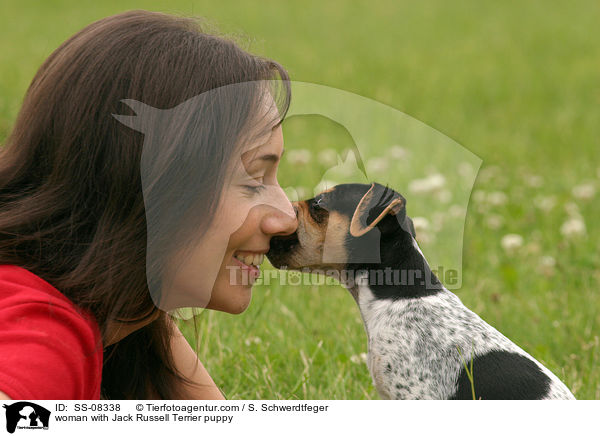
[229,90,283,172]
[241,96,281,149]
[241,126,282,167]
[249,94,281,137]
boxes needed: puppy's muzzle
[267,231,300,268]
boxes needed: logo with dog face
[2,402,50,434]
[113,81,481,317]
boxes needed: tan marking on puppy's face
[280,200,323,269]
[320,210,349,268]
[267,183,402,271]
[281,200,349,271]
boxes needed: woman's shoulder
[0,263,101,340]
[1,264,92,316]
[0,264,72,305]
[0,264,103,400]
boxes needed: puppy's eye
[308,197,327,223]
[310,196,325,211]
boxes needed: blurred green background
[1,0,598,399]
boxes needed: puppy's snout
[267,231,300,269]
[268,231,299,254]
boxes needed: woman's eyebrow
[251,148,285,164]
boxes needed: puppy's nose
[269,232,300,254]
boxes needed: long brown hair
[0,10,290,399]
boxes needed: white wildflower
[286,149,311,165]
[317,148,338,167]
[501,234,524,253]
[412,216,433,244]
[435,189,452,203]
[389,145,408,159]
[560,217,586,238]
[476,203,491,215]
[408,173,446,194]
[524,174,544,188]
[448,205,465,218]
[411,216,430,233]
[432,212,445,232]
[416,232,434,245]
[525,242,541,255]
[533,195,556,212]
[472,190,486,203]
[478,165,500,183]
[485,214,504,230]
[366,157,389,174]
[350,352,367,364]
[564,202,581,218]
[244,336,262,346]
[572,183,596,200]
[487,191,508,206]
[473,190,508,206]
[458,162,474,179]
[538,256,556,276]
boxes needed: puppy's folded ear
[350,183,415,238]
[403,215,416,238]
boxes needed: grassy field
[1,1,598,399]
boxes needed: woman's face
[162,103,298,314]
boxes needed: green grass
[2,0,599,399]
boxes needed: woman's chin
[206,284,253,314]
[227,298,252,314]
[204,257,259,313]
[218,298,252,314]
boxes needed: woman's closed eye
[242,176,267,196]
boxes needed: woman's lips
[232,255,261,282]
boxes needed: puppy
[267,183,575,399]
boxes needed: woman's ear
[350,183,408,237]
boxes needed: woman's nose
[261,206,298,236]
[260,195,298,236]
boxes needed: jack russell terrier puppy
[267,182,575,399]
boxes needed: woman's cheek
[208,190,247,232]
[237,194,260,222]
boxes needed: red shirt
[0,264,103,400]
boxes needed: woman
[0,10,297,400]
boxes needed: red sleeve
[0,265,103,400]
